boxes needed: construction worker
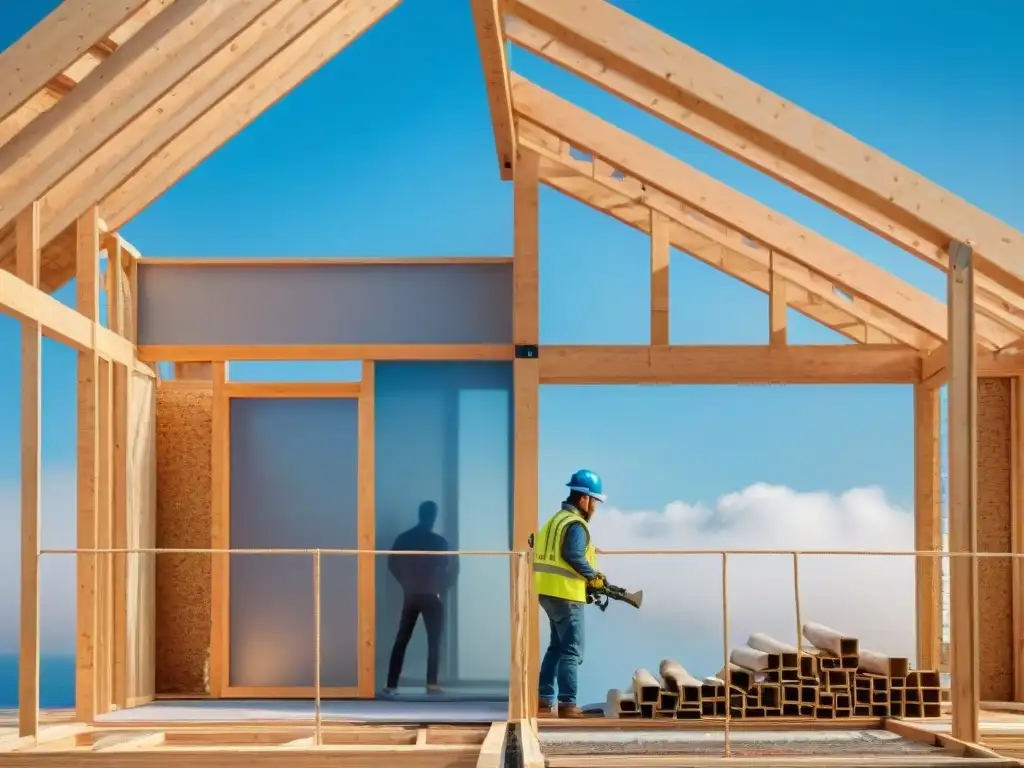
[531,469,608,718]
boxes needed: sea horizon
[0,654,76,710]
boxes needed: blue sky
[0,0,1020,705]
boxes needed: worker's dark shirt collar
[562,501,583,516]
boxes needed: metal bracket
[949,240,974,283]
[515,344,539,359]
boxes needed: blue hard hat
[567,469,606,502]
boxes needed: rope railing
[32,545,991,757]
[38,546,1015,557]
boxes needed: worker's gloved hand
[587,573,606,590]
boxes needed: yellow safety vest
[532,507,599,603]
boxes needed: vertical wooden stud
[512,147,540,719]
[769,252,787,346]
[357,361,376,697]
[17,201,41,738]
[112,360,128,710]
[1012,377,1024,701]
[111,237,126,335]
[947,240,980,743]
[649,210,670,346]
[96,358,114,714]
[104,233,130,711]
[914,383,942,671]
[128,250,139,344]
[209,361,229,697]
[76,207,101,723]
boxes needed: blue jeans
[538,595,585,705]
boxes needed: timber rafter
[511,76,1022,351]
[503,0,1024,302]
[521,121,930,349]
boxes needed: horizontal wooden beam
[921,344,1024,387]
[0,268,148,372]
[136,256,512,266]
[137,344,514,362]
[539,345,922,385]
[224,382,361,399]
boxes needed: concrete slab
[538,727,945,757]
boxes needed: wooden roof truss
[0,0,1019,353]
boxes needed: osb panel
[155,384,213,694]
[978,377,1013,701]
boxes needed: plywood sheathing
[155,384,213,695]
[978,378,1014,701]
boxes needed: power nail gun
[586,582,643,612]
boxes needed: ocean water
[0,655,76,709]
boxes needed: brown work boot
[537,701,555,717]
[557,703,585,719]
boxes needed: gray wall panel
[138,261,513,346]
[228,397,360,688]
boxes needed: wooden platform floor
[910,706,1024,760]
[0,721,504,766]
[1,709,1020,766]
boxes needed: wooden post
[17,202,41,738]
[914,383,942,671]
[650,210,670,345]
[209,361,229,697]
[107,239,129,710]
[96,358,114,714]
[1012,377,1024,701]
[357,361,376,697]
[76,207,101,722]
[512,147,540,719]
[769,251,787,346]
[947,239,980,743]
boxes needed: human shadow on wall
[382,500,460,696]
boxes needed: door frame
[208,364,376,698]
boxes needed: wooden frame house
[1,0,1023,764]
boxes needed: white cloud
[0,466,78,655]
[585,483,917,683]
